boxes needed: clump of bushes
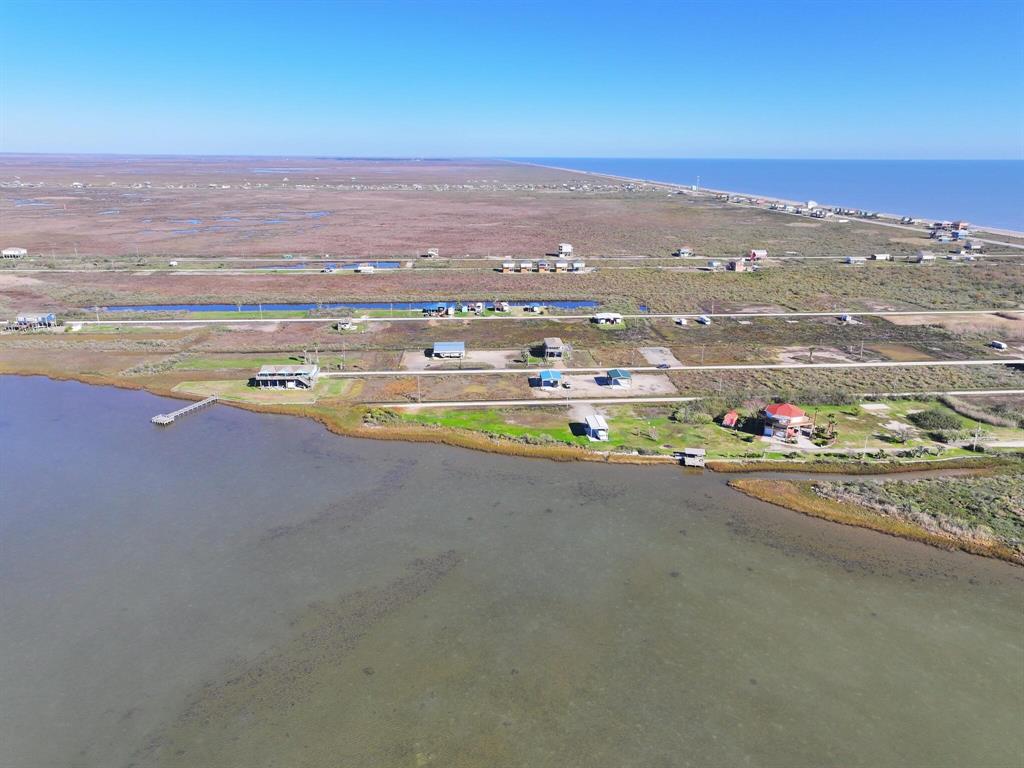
[908,407,961,432]
[363,407,399,425]
[670,404,713,424]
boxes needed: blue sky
[1,0,1022,158]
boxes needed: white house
[591,312,623,325]
[2,247,27,259]
[558,243,573,256]
[253,364,319,389]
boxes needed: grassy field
[174,377,353,403]
[397,398,1024,457]
[13,259,1024,319]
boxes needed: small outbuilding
[518,261,533,272]
[554,260,570,272]
[584,414,609,441]
[543,337,565,358]
[870,253,892,261]
[538,369,562,387]
[607,368,632,388]
[727,259,747,272]
[432,341,466,358]
[501,261,515,273]
[253,364,320,389]
[680,447,706,467]
[571,261,586,272]
[749,249,768,260]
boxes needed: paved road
[373,388,1024,409]
[322,358,1024,378]
[73,308,1024,326]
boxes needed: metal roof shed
[607,368,632,386]
[538,369,562,386]
[432,341,466,358]
[584,414,609,441]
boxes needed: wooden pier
[151,396,218,425]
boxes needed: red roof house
[762,403,811,437]
[722,410,740,428]
[764,403,806,421]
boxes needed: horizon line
[0,151,1021,162]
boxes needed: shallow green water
[1,376,1021,767]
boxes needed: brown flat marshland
[3,154,936,260]
[4,259,1024,316]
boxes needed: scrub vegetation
[731,466,1024,565]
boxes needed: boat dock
[151,396,218,425]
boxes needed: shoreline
[5,369,1021,564]
[729,477,1022,566]
[505,158,1024,238]
[3,368,1020,473]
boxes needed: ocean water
[2,376,1022,767]
[517,158,1024,231]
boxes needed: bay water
[1,376,1021,767]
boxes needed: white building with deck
[253,364,320,389]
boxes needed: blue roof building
[538,369,563,386]
[607,368,633,387]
